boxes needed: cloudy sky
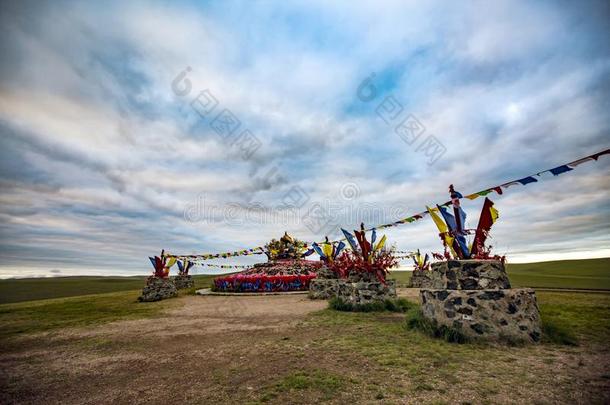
[0,0,609,277]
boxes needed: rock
[309,278,396,304]
[315,266,337,279]
[419,259,540,344]
[172,274,194,290]
[425,260,511,290]
[335,279,396,305]
[408,269,433,288]
[420,288,541,343]
[309,279,340,299]
[138,277,178,302]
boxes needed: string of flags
[162,148,609,262]
[194,262,253,269]
[367,148,609,232]
[165,247,265,260]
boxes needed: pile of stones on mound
[408,268,429,288]
[172,274,194,290]
[308,266,339,299]
[309,268,396,304]
[248,259,322,276]
[138,277,178,302]
[420,260,541,343]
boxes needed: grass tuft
[329,297,415,313]
[405,308,469,344]
[261,369,346,402]
[541,318,578,346]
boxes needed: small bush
[328,297,415,313]
[405,308,469,344]
[541,318,578,346]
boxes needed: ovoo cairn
[309,226,397,305]
[139,251,178,302]
[418,186,541,343]
[213,232,321,293]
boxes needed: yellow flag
[490,205,499,223]
[166,257,177,268]
[322,243,333,258]
[427,206,457,257]
[427,206,448,234]
[374,235,387,252]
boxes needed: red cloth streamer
[471,197,497,257]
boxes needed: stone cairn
[308,266,339,299]
[309,269,396,304]
[308,226,397,305]
[408,269,429,288]
[419,260,541,343]
[172,274,194,290]
[138,276,178,302]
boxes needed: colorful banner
[165,246,265,261]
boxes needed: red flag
[471,198,499,257]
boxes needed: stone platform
[421,288,541,342]
[309,279,396,304]
[416,260,511,290]
[420,260,541,343]
[172,274,194,290]
[138,277,177,302]
[408,269,429,288]
[309,279,339,299]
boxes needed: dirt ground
[1,289,608,404]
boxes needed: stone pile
[420,260,541,343]
[138,277,178,302]
[172,274,194,290]
[408,269,429,288]
[309,269,396,304]
[308,266,339,299]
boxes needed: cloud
[0,0,609,276]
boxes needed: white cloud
[0,0,609,276]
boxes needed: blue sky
[0,0,609,277]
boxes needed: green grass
[0,274,218,304]
[389,258,610,290]
[507,258,610,290]
[405,308,470,344]
[260,369,347,402]
[302,290,610,400]
[0,290,176,340]
[329,297,415,312]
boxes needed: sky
[0,0,609,278]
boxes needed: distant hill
[0,258,608,304]
[0,274,217,304]
[390,257,609,290]
[507,258,610,290]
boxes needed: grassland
[1,258,607,305]
[0,274,218,304]
[1,289,608,403]
[0,258,609,403]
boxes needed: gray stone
[420,288,541,343]
[309,278,396,304]
[408,269,434,288]
[172,274,194,290]
[309,279,340,299]
[315,266,337,279]
[138,277,178,302]
[335,279,396,305]
[424,260,511,290]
